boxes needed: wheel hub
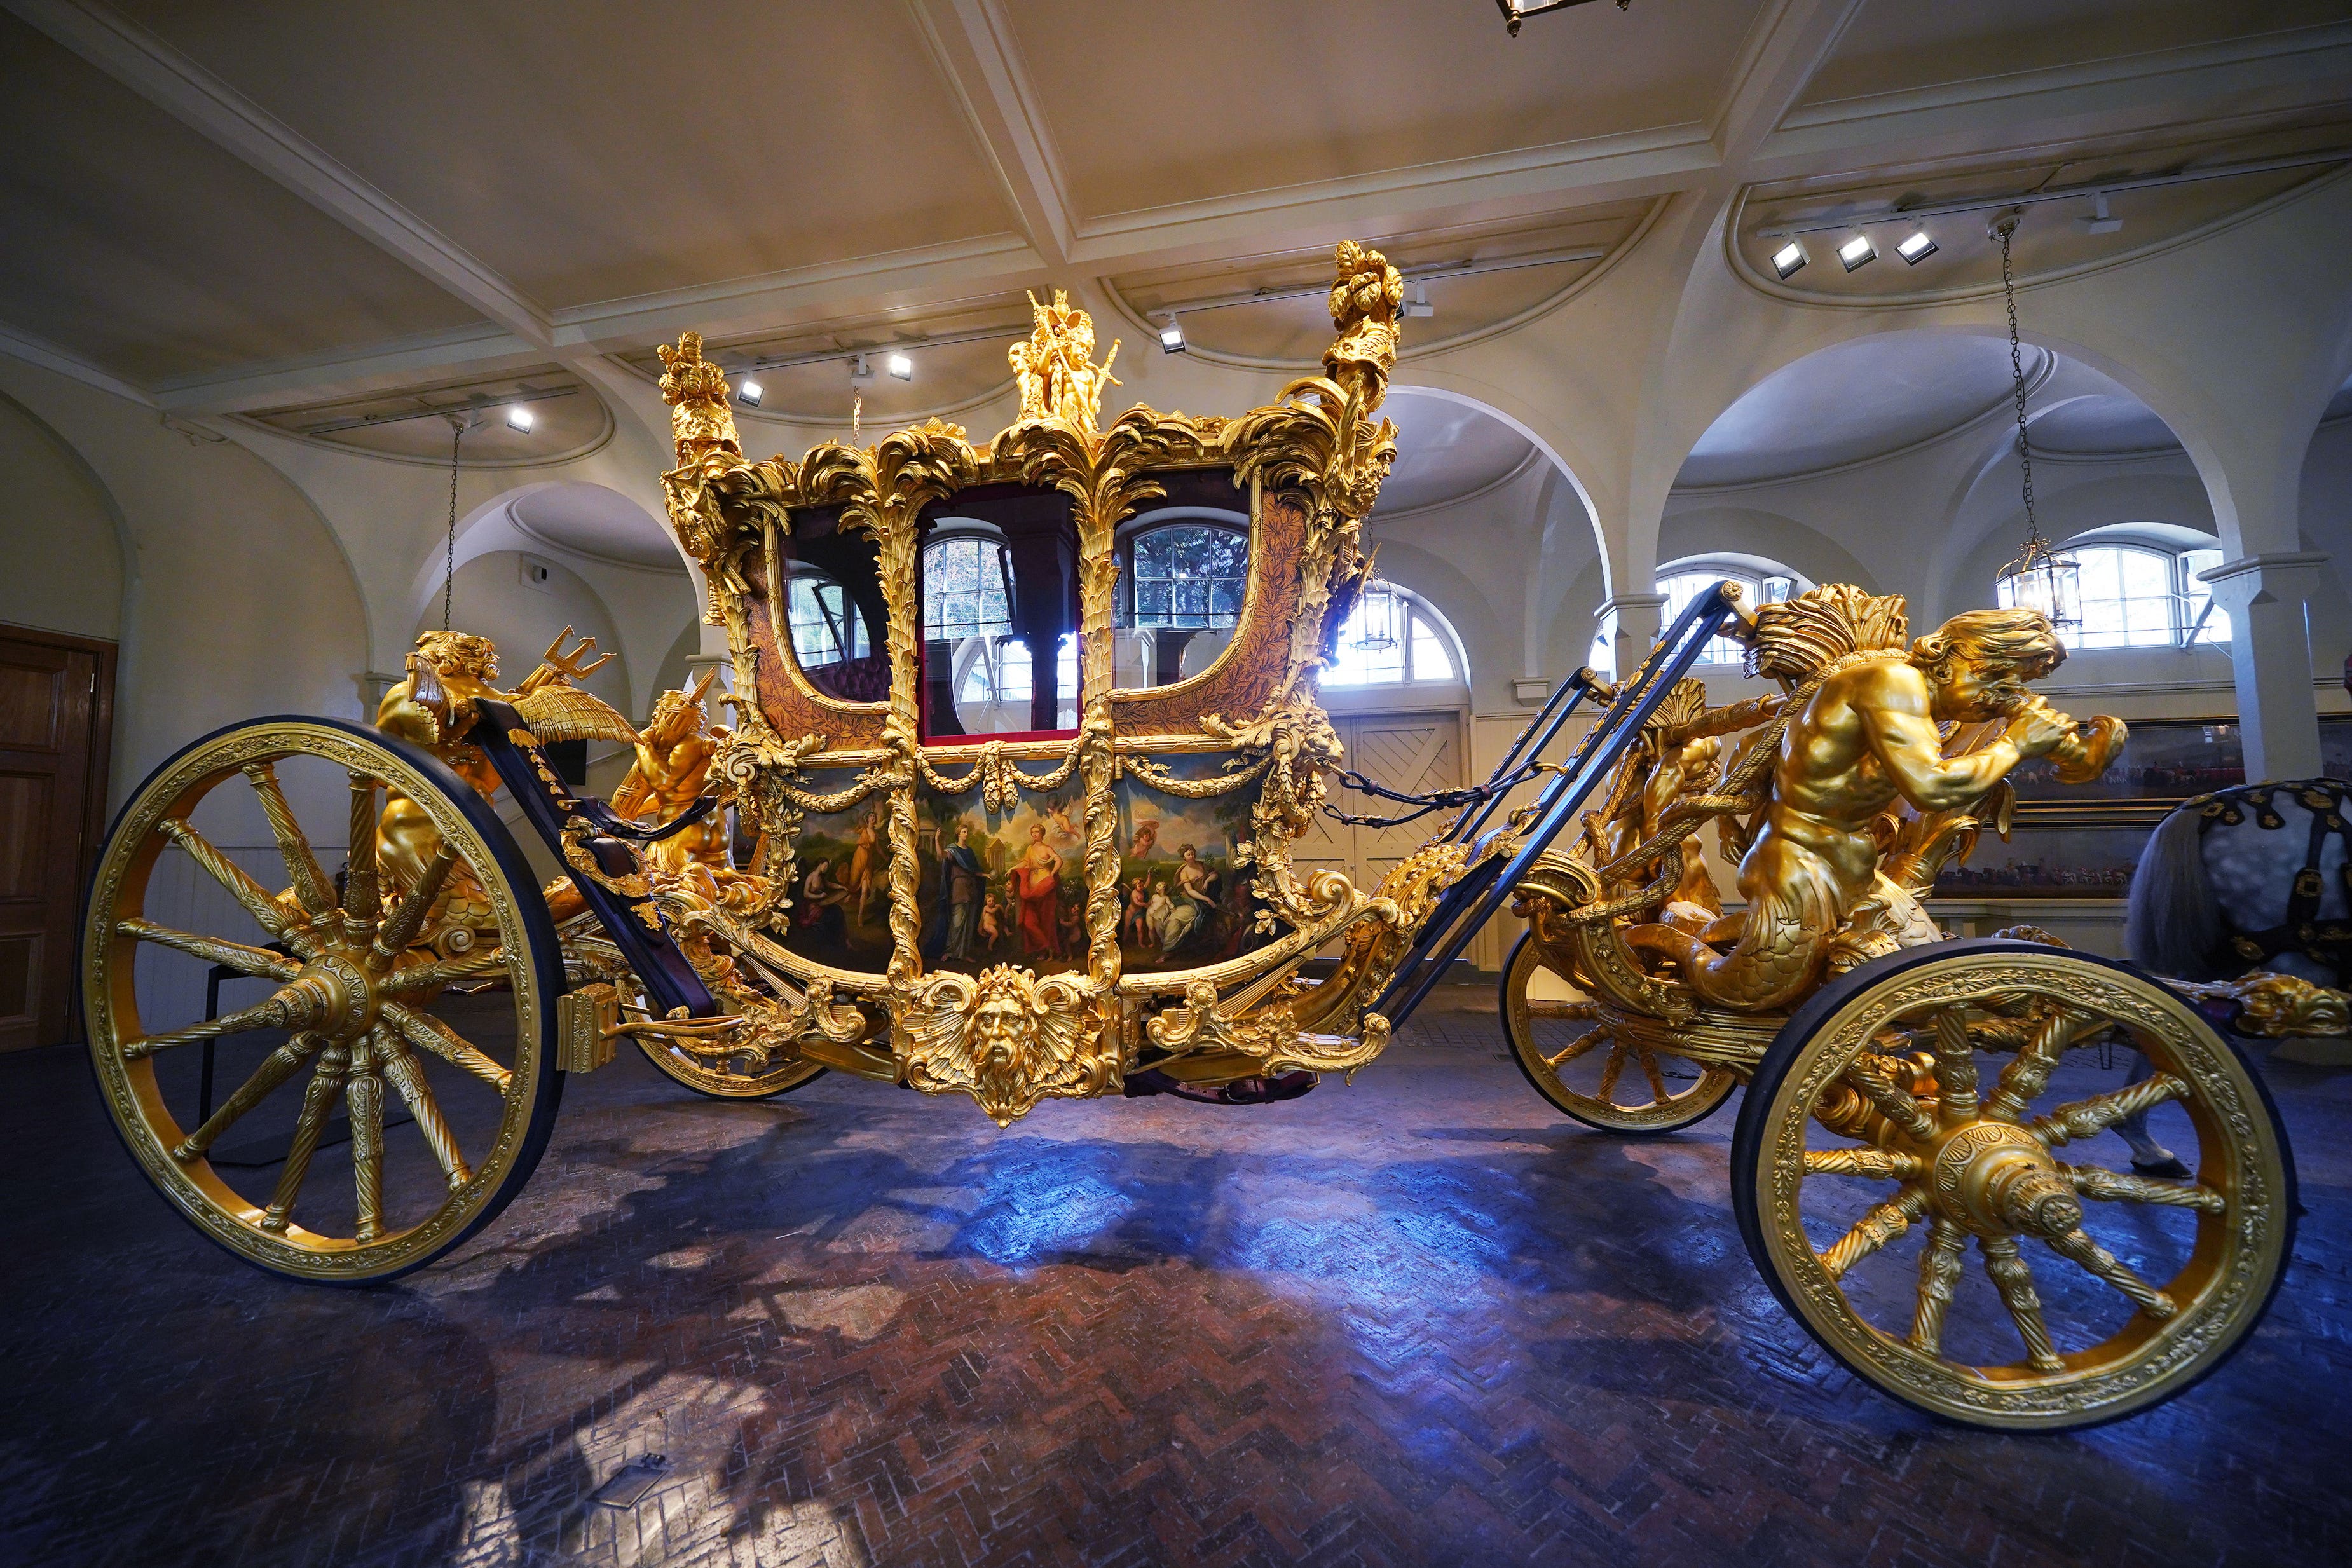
[1929,1121,2079,1237]
[294,950,381,1041]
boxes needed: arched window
[922,535,1011,639]
[1323,581,1467,688]
[1995,540,2230,648]
[1656,559,1802,665]
[1126,522,1247,628]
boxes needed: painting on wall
[2008,715,2352,823]
[1932,822,2150,899]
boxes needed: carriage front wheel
[1500,931,1738,1133]
[1731,939,2295,1430]
[81,718,565,1283]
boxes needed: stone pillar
[1595,592,1667,682]
[2197,552,2327,782]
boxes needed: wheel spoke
[242,761,336,916]
[1985,1007,2090,1122]
[117,918,297,981]
[1528,1000,1598,1021]
[2044,1227,2177,1319]
[2028,1075,2189,1149]
[1594,1040,1631,1102]
[1636,1048,1671,1106]
[259,1040,352,1232]
[1910,1218,1969,1355]
[2059,1162,2225,1213]
[345,772,381,924]
[123,979,327,1058]
[1980,1235,2067,1372]
[371,845,458,964]
[379,947,510,995]
[379,1000,513,1091]
[1542,1028,1606,1072]
[171,1032,324,1160]
[1929,1006,1979,1126]
[1819,1185,1927,1279]
[1804,1147,1925,1180]
[1843,1058,1936,1141]
[379,1031,473,1190]
[346,1040,386,1243]
[158,819,311,954]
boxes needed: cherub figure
[611,670,731,878]
[1008,289,1121,430]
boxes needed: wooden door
[0,626,114,1050]
[1296,710,1465,910]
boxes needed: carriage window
[1113,508,1250,690]
[920,488,1082,740]
[772,506,889,702]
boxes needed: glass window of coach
[1114,515,1250,690]
[919,495,1083,740]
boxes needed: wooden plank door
[0,626,114,1050]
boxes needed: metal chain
[1999,220,2040,545]
[442,420,461,631]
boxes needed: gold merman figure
[1628,598,2106,1011]
[611,671,732,878]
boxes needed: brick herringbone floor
[5,990,2348,1567]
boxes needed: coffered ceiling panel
[1002,0,1765,219]
[1800,0,2351,108]
[112,0,1022,310]
[0,14,488,384]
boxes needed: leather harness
[2192,779,2352,985]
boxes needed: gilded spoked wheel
[1501,931,1738,1133]
[1731,939,2295,1430]
[82,717,563,1284]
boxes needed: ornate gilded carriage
[79,242,2332,1431]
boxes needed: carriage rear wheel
[1731,939,2295,1430]
[1500,931,1738,1133]
[82,718,564,1284]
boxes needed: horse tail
[2126,803,2227,979]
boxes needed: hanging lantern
[1990,208,2080,631]
[1352,578,1401,651]
[1997,532,2081,629]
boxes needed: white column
[684,620,734,724]
[2197,552,2327,782]
[1594,592,1667,681]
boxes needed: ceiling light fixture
[737,378,763,407]
[1838,234,1877,272]
[1771,241,1807,279]
[1897,230,1938,264]
[849,354,875,386]
[2078,191,2122,235]
[505,405,535,432]
[1157,315,1186,353]
[1495,0,1629,37]
[1989,210,2079,631]
[1403,281,1434,318]
[885,352,914,382]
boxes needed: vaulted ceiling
[1,0,2346,477]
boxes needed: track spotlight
[849,354,875,386]
[2078,191,2122,235]
[1838,233,1877,272]
[738,378,763,407]
[1158,315,1186,353]
[505,405,535,432]
[885,352,913,382]
[1896,230,1937,265]
[1403,281,1434,318]
[1771,241,1807,279]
